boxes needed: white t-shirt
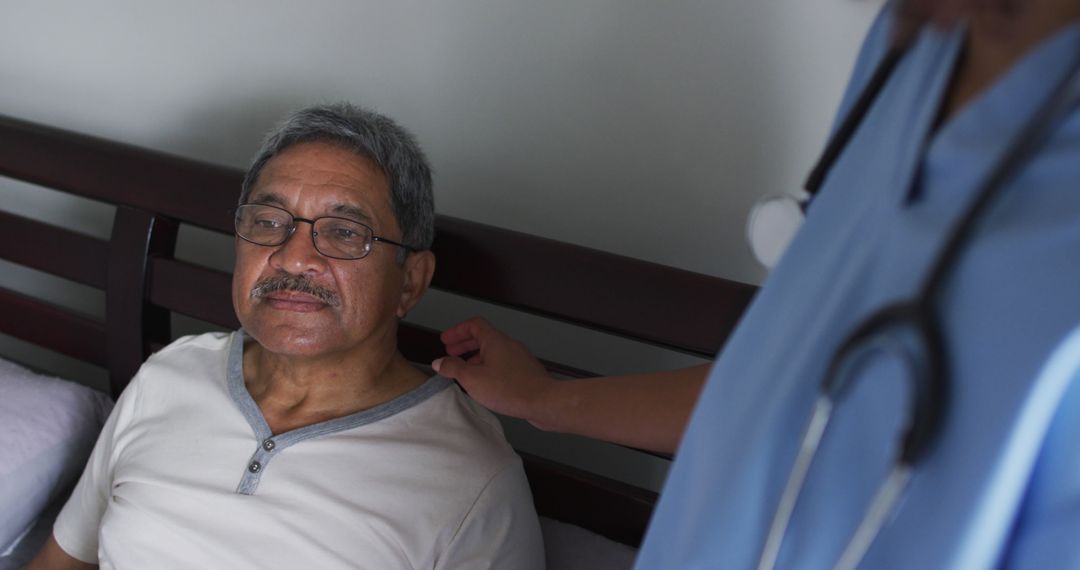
[54,331,544,569]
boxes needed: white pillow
[0,357,113,558]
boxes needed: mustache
[250,274,341,307]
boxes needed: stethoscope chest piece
[747,192,809,269]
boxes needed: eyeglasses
[234,204,414,260]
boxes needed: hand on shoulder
[433,317,558,429]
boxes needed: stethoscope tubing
[803,44,908,196]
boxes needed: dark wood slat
[0,115,240,233]
[432,216,757,357]
[0,210,109,288]
[147,258,239,329]
[105,209,178,398]
[0,287,107,366]
[522,452,657,546]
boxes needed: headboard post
[105,207,178,398]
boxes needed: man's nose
[269,220,326,274]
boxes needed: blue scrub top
[636,6,1080,570]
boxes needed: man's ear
[397,250,436,318]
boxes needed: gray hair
[241,103,435,253]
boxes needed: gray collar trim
[225,330,451,494]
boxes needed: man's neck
[243,340,428,435]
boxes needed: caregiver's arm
[26,535,98,570]
[432,317,708,454]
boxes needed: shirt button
[248,461,262,473]
[263,439,276,451]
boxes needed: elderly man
[29,103,544,569]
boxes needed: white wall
[0,0,881,489]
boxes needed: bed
[0,114,757,568]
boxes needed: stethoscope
[748,34,1080,570]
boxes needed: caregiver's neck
[938,0,1080,125]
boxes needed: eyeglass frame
[233,203,415,261]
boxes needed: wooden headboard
[0,114,757,547]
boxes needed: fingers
[440,317,511,357]
[445,339,481,357]
[431,355,466,379]
[440,317,499,345]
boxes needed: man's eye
[331,227,360,240]
[255,218,284,229]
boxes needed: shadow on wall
[158,95,314,168]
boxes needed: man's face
[232,141,430,358]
